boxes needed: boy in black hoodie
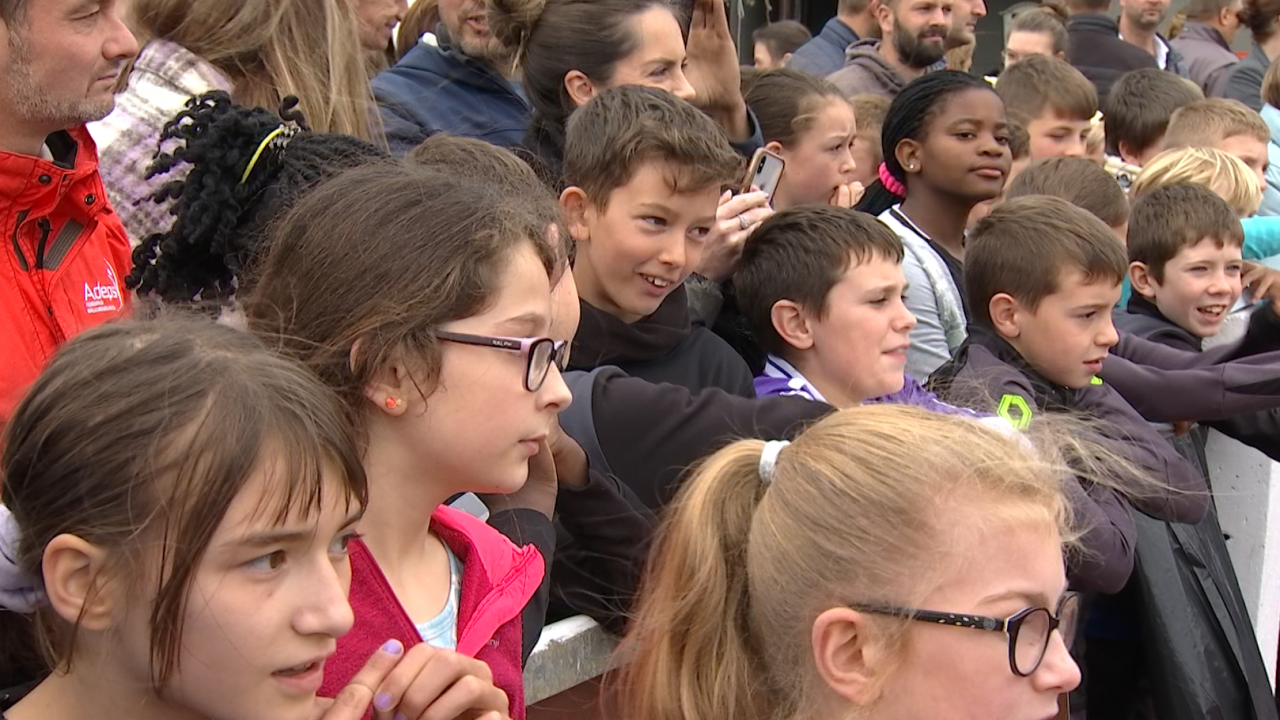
[1108,183,1280,720]
[1117,184,1280,462]
[559,86,755,396]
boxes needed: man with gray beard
[828,0,952,99]
[372,0,530,154]
[0,0,138,427]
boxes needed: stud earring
[385,397,400,409]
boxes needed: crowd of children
[9,0,1280,718]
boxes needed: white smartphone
[742,148,785,203]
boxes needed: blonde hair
[131,0,382,144]
[1132,147,1263,217]
[1164,98,1270,149]
[615,405,1078,720]
[1263,58,1280,109]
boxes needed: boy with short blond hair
[1162,98,1271,183]
[995,54,1100,159]
[559,85,753,396]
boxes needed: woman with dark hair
[488,0,759,179]
[1226,0,1280,110]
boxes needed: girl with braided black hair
[127,91,389,304]
[855,71,1013,381]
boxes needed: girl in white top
[856,71,1014,381]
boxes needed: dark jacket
[1226,43,1271,112]
[560,367,827,512]
[1114,296,1280,463]
[1094,296,1280,720]
[550,367,827,628]
[1169,21,1240,97]
[928,325,1206,590]
[787,17,860,78]
[1104,311,1280,422]
[371,26,531,155]
[1067,13,1159,107]
[570,283,756,397]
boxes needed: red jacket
[320,505,543,719]
[0,128,132,425]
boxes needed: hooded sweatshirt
[319,505,542,720]
[569,283,755,397]
[827,39,916,100]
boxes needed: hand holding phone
[742,149,785,202]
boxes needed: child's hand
[370,643,510,720]
[549,421,589,489]
[697,190,773,282]
[829,182,865,209]
[1242,261,1280,315]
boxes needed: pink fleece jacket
[319,505,544,719]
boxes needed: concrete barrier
[523,616,619,706]
[1200,308,1280,687]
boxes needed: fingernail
[381,639,403,655]
[395,714,408,720]
[375,694,394,711]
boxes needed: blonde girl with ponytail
[617,404,1083,720]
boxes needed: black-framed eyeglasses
[436,331,569,392]
[851,591,1080,677]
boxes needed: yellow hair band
[240,126,289,185]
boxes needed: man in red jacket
[0,0,138,424]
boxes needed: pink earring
[385,397,400,409]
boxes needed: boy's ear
[1116,140,1143,167]
[42,534,118,632]
[894,140,922,179]
[564,70,597,109]
[560,187,593,244]
[1128,261,1158,299]
[811,607,884,708]
[989,292,1022,338]
[771,299,815,352]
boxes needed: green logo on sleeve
[997,394,1033,430]
[1091,375,1103,386]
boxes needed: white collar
[1118,30,1170,69]
[763,355,829,403]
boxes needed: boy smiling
[559,85,753,395]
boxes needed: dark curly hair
[127,91,389,303]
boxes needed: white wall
[1204,309,1280,687]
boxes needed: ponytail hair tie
[0,504,42,614]
[878,163,907,198]
[758,440,790,485]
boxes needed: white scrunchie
[0,504,42,613]
[758,440,790,485]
